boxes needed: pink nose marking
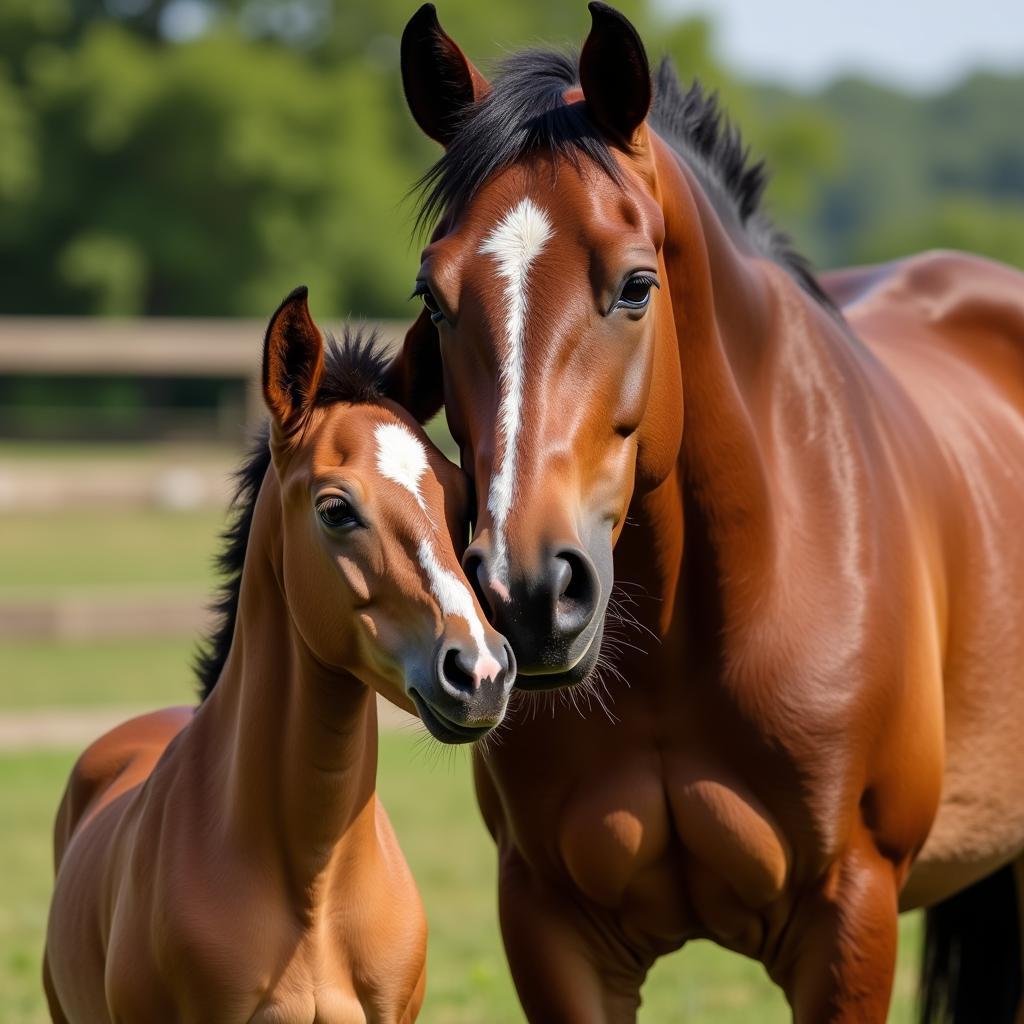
[473,651,504,685]
[489,578,511,603]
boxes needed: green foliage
[0,1,1021,318]
[852,196,1024,268]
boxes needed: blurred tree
[851,196,1024,269]
[0,0,1020,319]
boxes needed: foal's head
[397,3,684,687]
[258,288,513,741]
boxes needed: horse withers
[395,4,1024,1021]
[43,288,514,1023]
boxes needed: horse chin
[512,621,605,692]
[408,690,497,745]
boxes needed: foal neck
[198,473,380,904]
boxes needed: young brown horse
[394,4,1024,1021]
[43,288,514,1023]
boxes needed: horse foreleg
[497,848,647,1024]
[772,838,899,1024]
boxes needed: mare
[43,287,514,1023]
[392,4,1024,1021]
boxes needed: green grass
[0,750,72,1024]
[0,508,222,593]
[0,637,198,709]
[0,441,237,463]
[0,738,923,1024]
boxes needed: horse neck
[622,133,861,646]
[197,476,380,905]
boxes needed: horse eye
[617,275,657,310]
[316,496,359,530]
[414,281,445,324]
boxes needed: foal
[43,287,513,1023]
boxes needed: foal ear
[381,310,444,424]
[579,2,651,147]
[262,286,324,434]
[401,3,490,146]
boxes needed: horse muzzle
[463,538,611,688]
[408,634,515,743]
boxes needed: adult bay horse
[43,288,514,1023]
[392,4,1024,1021]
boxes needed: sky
[659,0,1024,91]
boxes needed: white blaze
[374,420,500,682]
[478,198,553,585]
[418,539,502,683]
[374,421,428,512]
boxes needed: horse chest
[555,756,791,946]
[557,761,672,909]
[250,985,365,1024]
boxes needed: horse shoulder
[55,706,194,866]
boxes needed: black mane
[416,49,835,311]
[194,325,390,701]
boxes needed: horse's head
[262,287,514,742]
[396,4,683,687]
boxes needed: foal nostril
[439,645,477,696]
[552,547,599,636]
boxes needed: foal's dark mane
[194,326,390,701]
[416,50,835,311]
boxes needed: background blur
[1,1,1021,1021]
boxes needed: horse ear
[382,310,444,424]
[262,286,324,434]
[579,2,651,147]
[401,3,490,147]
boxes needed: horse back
[826,249,1024,379]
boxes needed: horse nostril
[441,646,476,695]
[553,547,599,635]
[501,641,516,685]
[462,550,495,618]
[553,556,572,601]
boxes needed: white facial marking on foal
[417,539,503,683]
[374,421,428,512]
[479,197,553,586]
[375,419,501,682]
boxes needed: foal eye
[316,496,359,530]
[413,281,445,324]
[615,274,658,311]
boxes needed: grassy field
[0,508,222,594]
[2,636,198,709]
[0,736,923,1024]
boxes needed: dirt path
[0,699,418,752]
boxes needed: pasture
[0,484,925,1022]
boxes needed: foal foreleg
[773,839,899,1024]
[498,849,647,1024]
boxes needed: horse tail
[919,862,1021,1023]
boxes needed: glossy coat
[397,4,1024,1020]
